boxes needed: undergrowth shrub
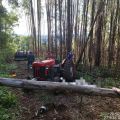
[0,49,14,63]
[0,87,17,108]
[0,72,18,120]
[0,86,18,120]
[0,48,17,73]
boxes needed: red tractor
[32,52,76,82]
[32,59,75,82]
[32,59,61,81]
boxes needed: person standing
[61,51,76,82]
[27,51,35,71]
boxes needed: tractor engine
[32,59,60,81]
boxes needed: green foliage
[0,87,17,108]
[0,105,19,120]
[16,36,30,51]
[83,74,94,84]
[8,35,31,52]
[8,0,19,7]
[0,3,18,62]
[0,63,17,78]
[0,62,18,119]
[0,73,10,78]
[102,77,120,88]
[0,48,17,75]
[22,0,30,15]
[0,106,10,120]
[0,86,18,120]
[0,5,18,48]
[77,64,120,88]
[0,49,14,63]
[0,3,19,119]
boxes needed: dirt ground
[11,61,120,120]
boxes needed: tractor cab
[32,59,61,81]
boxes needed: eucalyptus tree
[66,0,72,52]
[58,0,63,60]
[55,0,57,58]
[116,0,120,67]
[20,0,120,69]
[22,0,42,57]
[108,0,119,68]
[94,0,104,66]
[89,0,95,68]
[37,0,41,56]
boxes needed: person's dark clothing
[61,59,76,82]
[27,53,35,70]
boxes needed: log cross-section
[0,77,119,98]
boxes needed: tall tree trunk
[30,0,37,55]
[115,0,120,68]
[55,0,57,58]
[66,0,72,53]
[46,0,51,52]
[76,0,104,68]
[94,1,104,66]
[89,0,95,69]
[74,0,79,61]
[37,0,41,57]
[108,1,118,68]
[58,0,63,61]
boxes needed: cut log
[0,77,119,98]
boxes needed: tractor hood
[32,59,55,67]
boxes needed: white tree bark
[0,77,119,98]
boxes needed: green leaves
[0,86,18,120]
[0,3,18,51]
[0,90,17,108]
[8,0,20,8]
[0,106,10,120]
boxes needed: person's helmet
[29,51,32,54]
[67,51,73,60]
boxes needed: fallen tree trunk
[0,77,119,98]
